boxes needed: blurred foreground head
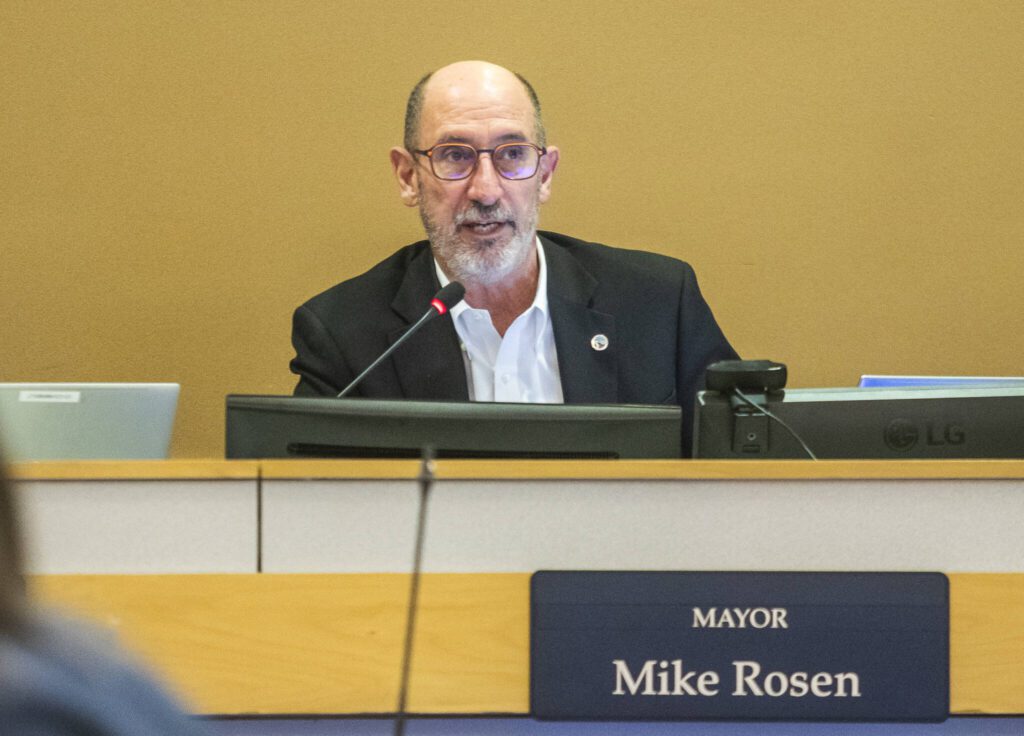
[0,450,27,633]
[0,448,212,734]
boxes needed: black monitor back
[226,396,682,459]
[693,386,1024,459]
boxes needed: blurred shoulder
[0,610,210,736]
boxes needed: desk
[12,460,1024,716]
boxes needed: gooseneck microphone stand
[393,447,436,736]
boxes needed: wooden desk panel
[14,460,1024,716]
[14,458,1024,482]
[30,572,1024,716]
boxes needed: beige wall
[3,1,1022,457]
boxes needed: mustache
[453,203,515,227]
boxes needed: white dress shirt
[435,238,564,403]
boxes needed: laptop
[0,383,179,461]
[859,375,1024,388]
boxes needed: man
[290,60,737,455]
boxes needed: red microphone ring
[430,298,447,315]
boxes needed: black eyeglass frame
[412,142,548,181]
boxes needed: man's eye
[438,146,473,163]
[497,145,527,161]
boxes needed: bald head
[403,61,546,152]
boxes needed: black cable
[732,388,819,460]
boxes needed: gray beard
[421,201,538,286]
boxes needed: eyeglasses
[413,142,547,181]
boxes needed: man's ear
[538,145,559,204]
[390,147,420,207]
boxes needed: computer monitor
[225,396,683,459]
[692,386,1024,459]
[0,382,179,460]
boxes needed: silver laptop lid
[0,383,179,460]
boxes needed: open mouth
[461,221,510,236]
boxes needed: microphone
[336,282,465,398]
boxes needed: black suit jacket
[290,231,738,456]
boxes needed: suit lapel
[543,236,619,404]
[388,246,469,400]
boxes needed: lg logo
[884,420,919,451]
[885,420,965,452]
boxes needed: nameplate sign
[530,571,948,722]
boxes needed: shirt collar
[434,236,549,320]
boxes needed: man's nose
[466,153,503,205]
